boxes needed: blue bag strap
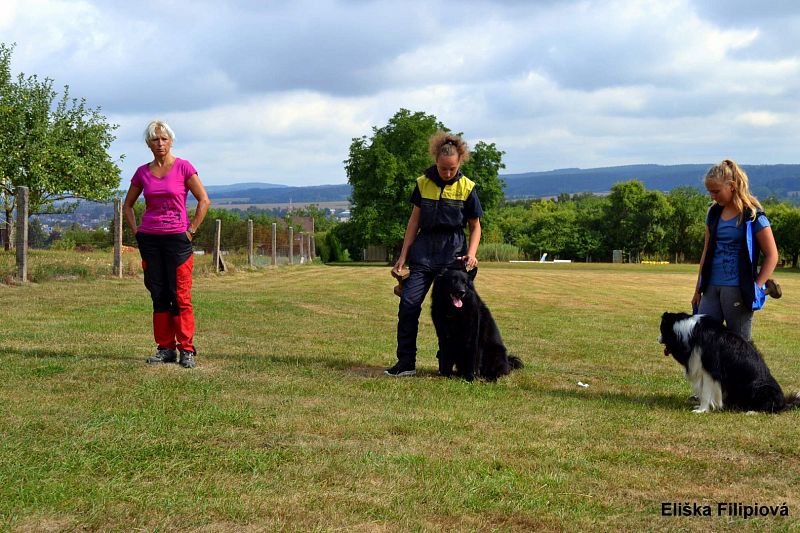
[747,218,767,310]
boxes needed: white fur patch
[673,315,702,351]
[686,346,723,413]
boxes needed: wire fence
[4,187,316,283]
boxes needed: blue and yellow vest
[416,171,477,231]
[408,167,479,269]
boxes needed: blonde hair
[704,159,762,225]
[143,120,176,144]
[428,131,469,163]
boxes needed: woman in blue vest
[385,132,483,376]
[692,159,779,340]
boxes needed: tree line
[492,185,800,266]
[333,109,800,267]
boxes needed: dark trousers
[396,267,440,365]
[136,232,196,352]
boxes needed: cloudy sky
[2,0,800,186]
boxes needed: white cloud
[735,112,782,127]
[0,2,16,30]
[3,0,800,185]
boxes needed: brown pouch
[391,267,410,297]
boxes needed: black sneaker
[384,361,416,377]
[765,279,782,299]
[147,348,177,364]
[179,350,196,369]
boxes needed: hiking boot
[384,361,416,377]
[179,350,196,369]
[764,279,782,299]
[147,348,177,364]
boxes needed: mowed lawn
[1,258,799,532]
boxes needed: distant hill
[209,184,351,205]
[204,182,287,195]
[502,163,800,199]
[203,164,800,205]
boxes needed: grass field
[1,254,799,531]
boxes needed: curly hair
[704,159,762,224]
[428,131,469,163]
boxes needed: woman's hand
[392,256,406,276]
[185,230,193,241]
[691,289,701,309]
[459,254,478,270]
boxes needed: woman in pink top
[123,120,211,368]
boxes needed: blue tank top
[708,213,770,286]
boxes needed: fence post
[113,198,123,278]
[306,233,312,261]
[271,222,277,266]
[289,227,294,265]
[310,235,316,260]
[15,186,29,282]
[299,231,305,263]
[212,219,223,272]
[247,219,254,267]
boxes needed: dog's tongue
[452,296,463,308]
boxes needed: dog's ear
[468,267,478,281]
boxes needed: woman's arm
[393,206,421,274]
[122,185,143,233]
[754,226,779,287]
[186,174,211,239]
[461,217,481,270]
[691,225,710,308]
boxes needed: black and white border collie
[658,312,800,413]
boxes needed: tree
[345,108,506,256]
[288,204,337,232]
[0,42,122,249]
[571,193,607,261]
[460,140,505,226]
[345,109,442,255]
[769,203,800,267]
[604,180,673,262]
[665,187,707,263]
[28,217,48,249]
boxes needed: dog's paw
[691,407,709,413]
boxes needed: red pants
[136,232,196,353]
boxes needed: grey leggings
[698,284,754,340]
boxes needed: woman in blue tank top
[692,159,779,340]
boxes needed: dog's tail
[507,354,524,370]
[782,391,800,411]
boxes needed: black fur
[659,311,800,413]
[431,268,523,381]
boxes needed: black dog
[658,311,800,413]
[431,268,523,381]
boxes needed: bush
[316,231,349,263]
[477,243,521,262]
[50,237,76,251]
[331,221,363,261]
